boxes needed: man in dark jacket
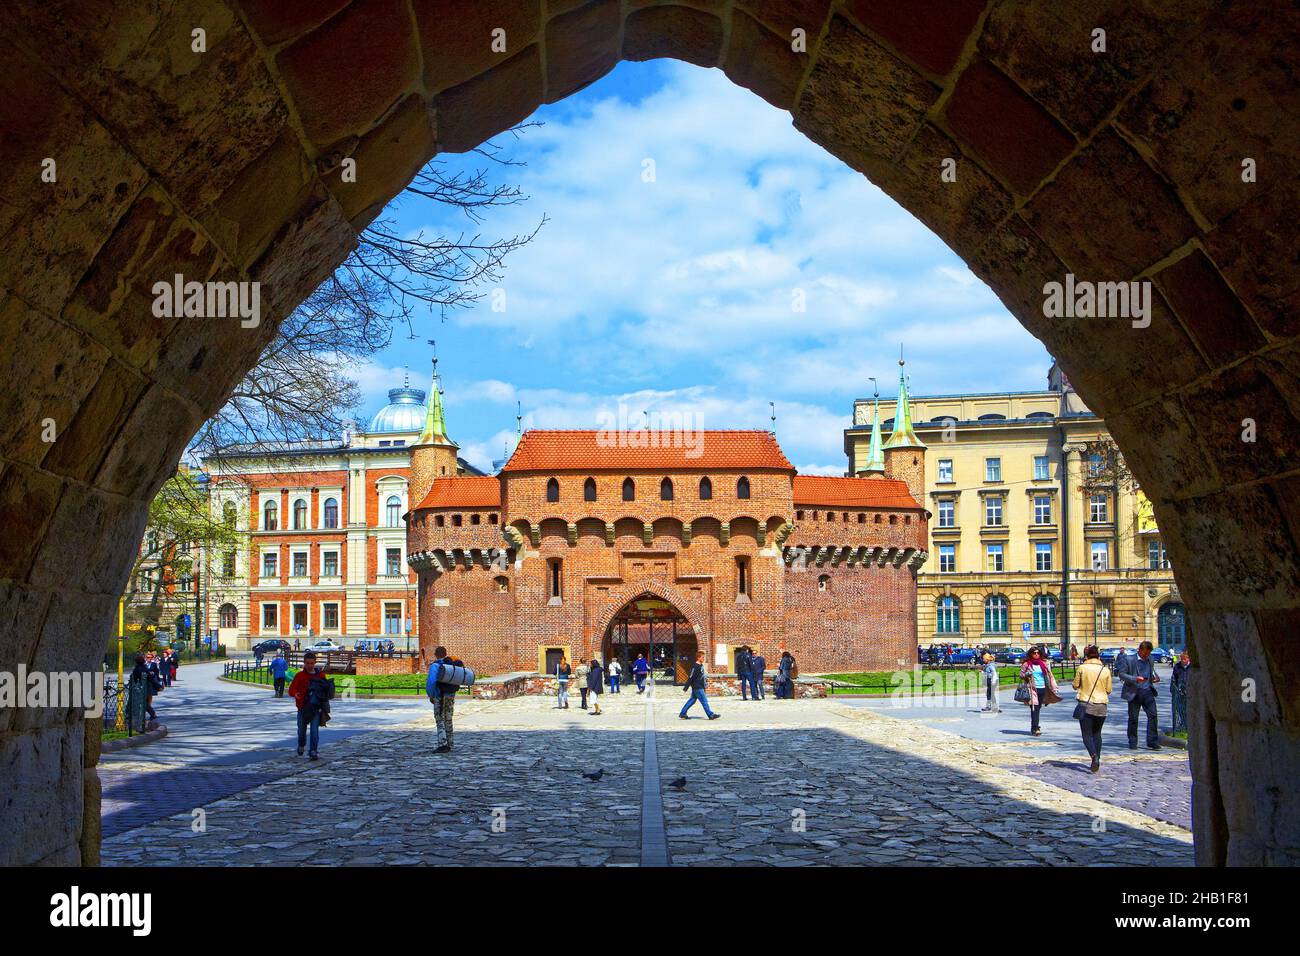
[288,652,327,759]
[735,646,753,700]
[750,650,766,700]
[679,652,719,720]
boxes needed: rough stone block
[943,58,1076,198]
[724,10,805,110]
[794,16,938,167]
[969,214,1068,334]
[249,184,357,319]
[981,0,1215,137]
[1254,608,1300,728]
[80,767,101,866]
[92,384,203,500]
[239,0,350,47]
[413,0,540,94]
[1202,186,1300,341]
[1188,610,1281,727]
[545,0,621,102]
[0,296,113,469]
[1104,398,1220,504]
[0,463,64,582]
[434,45,544,153]
[276,0,420,146]
[11,592,119,734]
[1022,128,1197,277]
[0,724,84,867]
[83,717,102,769]
[40,359,148,484]
[843,0,982,77]
[736,0,830,40]
[1154,248,1266,365]
[324,94,437,224]
[624,5,723,68]
[30,483,148,597]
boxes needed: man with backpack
[288,651,333,760]
[426,645,465,754]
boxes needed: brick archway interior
[589,579,711,656]
[1,1,1297,865]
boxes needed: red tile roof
[792,475,920,510]
[500,430,795,473]
[414,476,501,510]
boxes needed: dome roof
[368,386,427,433]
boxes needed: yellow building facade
[844,365,1183,654]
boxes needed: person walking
[426,645,465,753]
[587,657,605,716]
[168,648,180,683]
[632,653,649,694]
[608,658,622,694]
[129,653,159,724]
[1072,644,1112,772]
[735,645,753,700]
[1115,641,1162,750]
[288,652,329,759]
[556,655,572,709]
[576,658,590,710]
[750,648,767,700]
[269,651,289,697]
[981,653,1001,713]
[679,652,719,720]
[1018,646,1060,736]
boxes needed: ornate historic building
[202,378,478,649]
[845,362,1181,654]
[408,362,929,679]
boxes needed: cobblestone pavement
[100,766,297,838]
[1010,759,1193,830]
[101,687,1191,866]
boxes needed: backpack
[307,675,335,708]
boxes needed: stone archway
[1,1,1297,865]
[589,578,711,654]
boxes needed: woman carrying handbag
[1072,645,1113,773]
[1018,646,1061,736]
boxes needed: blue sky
[355,60,1051,474]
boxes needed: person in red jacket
[288,652,323,759]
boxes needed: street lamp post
[115,595,125,732]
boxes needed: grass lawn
[224,668,462,695]
[820,666,1025,695]
[101,729,130,742]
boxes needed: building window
[1088,453,1104,478]
[622,478,635,502]
[1035,542,1053,572]
[386,548,402,576]
[223,501,237,527]
[986,544,1004,572]
[1033,455,1050,481]
[984,595,1009,634]
[383,603,402,635]
[262,604,278,630]
[937,499,955,528]
[1033,595,1057,633]
[471,513,480,525]
[262,500,277,530]
[1033,495,1052,525]
[660,477,673,501]
[938,544,956,573]
[937,459,953,483]
[827,511,836,522]
[699,477,712,500]
[736,557,750,597]
[178,573,191,592]
[583,477,597,502]
[1091,541,1110,571]
[985,458,1001,482]
[452,514,462,527]
[293,499,307,530]
[323,497,339,528]
[984,495,1003,526]
[795,510,804,521]
[737,476,751,499]
[323,603,339,631]
[435,515,445,527]
[936,596,960,634]
[385,495,402,527]
[495,576,509,593]
[222,551,236,577]
[546,478,560,503]
[1089,493,1109,523]
[1095,598,1113,634]
[292,552,307,577]
[549,559,562,600]
[262,552,277,578]
[322,551,339,577]
[1148,538,1170,570]
[219,604,238,628]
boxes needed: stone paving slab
[1009,757,1193,830]
[100,693,1191,867]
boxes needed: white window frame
[984,495,1003,526]
[260,602,279,632]
[1035,542,1053,572]
[1091,541,1110,571]
[986,544,1004,572]
[289,548,310,581]
[1033,455,1050,481]
[1033,495,1052,525]
[938,544,956,573]
[985,457,1001,482]
[382,601,404,636]
[290,602,309,634]
[291,496,310,530]
[1090,493,1109,523]
[937,459,954,483]
[261,549,279,580]
[937,499,955,528]
[321,549,340,579]
[321,602,341,633]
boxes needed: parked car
[948,647,981,665]
[251,639,291,659]
[1099,647,1123,667]
[304,639,345,654]
[1148,647,1174,663]
[996,646,1027,664]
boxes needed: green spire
[863,391,885,473]
[883,353,925,450]
[416,356,451,446]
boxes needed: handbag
[1013,683,1031,704]
[1073,665,1108,719]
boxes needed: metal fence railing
[1171,679,1189,734]
[221,659,440,696]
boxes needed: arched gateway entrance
[604,595,698,686]
[2,0,1297,866]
